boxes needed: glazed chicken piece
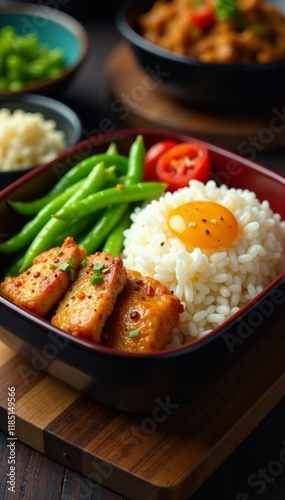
[102,270,184,353]
[0,237,86,317]
[51,252,126,343]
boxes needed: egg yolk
[167,201,239,249]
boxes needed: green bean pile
[0,136,167,276]
[0,26,64,91]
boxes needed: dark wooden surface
[1,399,285,500]
[1,3,285,499]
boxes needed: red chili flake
[130,311,140,320]
[146,285,154,297]
[15,281,22,288]
[33,272,40,278]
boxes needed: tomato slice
[144,140,178,181]
[155,142,210,192]
[189,5,216,29]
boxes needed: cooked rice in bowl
[0,108,66,172]
[123,180,285,348]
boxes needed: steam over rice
[123,180,285,348]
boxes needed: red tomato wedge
[144,140,178,181]
[189,5,216,29]
[155,142,211,192]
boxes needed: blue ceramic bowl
[0,94,82,189]
[0,2,88,97]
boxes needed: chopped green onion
[129,330,140,338]
[59,262,70,271]
[252,23,265,36]
[93,262,105,272]
[69,268,76,281]
[90,273,104,285]
[68,257,75,267]
[49,263,55,269]
[215,0,240,21]
[81,259,87,267]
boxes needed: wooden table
[1,5,285,500]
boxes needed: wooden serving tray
[0,317,285,500]
[105,42,285,152]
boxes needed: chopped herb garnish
[81,259,87,267]
[49,263,55,269]
[59,262,70,272]
[90,273,104,285]
[68,257,75,267]
[252,23,265,36]
[93,262,105,272]
[58,259,77,280]
[69,268,76,281]
[215,0,240,21]
[57,251,63,256]
[129,330,140,338]
[90,262,109,285]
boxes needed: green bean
[20,161,106,272]
[78,136,145,254]
[53,182,167,222]
[78,203,130,255]
[9,153,129,216]
[102,208,133,256]
[53,211,101,247]
[106,142,118,155]
[0,179,84,254]
[124,135,145,186]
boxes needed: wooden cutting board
[105,42,285,151]
[0,316,285,500]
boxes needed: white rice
[123,180,285,348]
[0,108,66,171]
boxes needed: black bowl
[0,94,82,190]
[117,0,285,111]
[0,129,285,413]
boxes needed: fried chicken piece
[0,237,86,317]
[51,252,126,343]
[102,270,184,353]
